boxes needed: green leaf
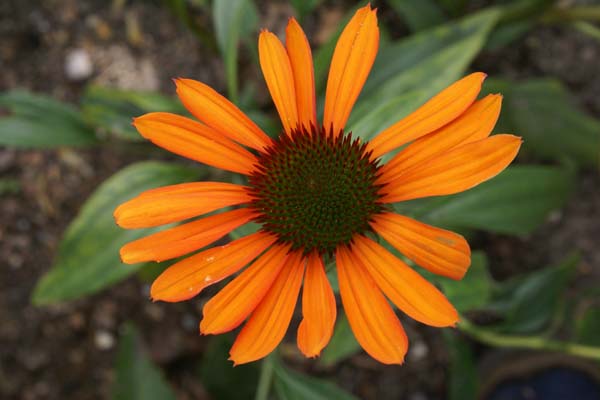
[438,252,492,313]
[361,8,499,99]
[346,90,429,145]
[491,79,600,168]
[387,0,446,32]
[497,0,555,23]
[489,253,579,334]
[290,0,321,21]
[112,323,176,400]
[485,20,534,50]
[320,312,360,366]
[436,0,468,17]
[81,85,185,141]
[229,221,261,240]
[319,255,490,366]
[245,109,280,137]
[0,178,20,195]
[444,332,478,400]
[347,8,500,142]
[32,162,200,304]
[273,360,358,400]
[415,165,575,236]
[213,0,258,102]
[0,90,98,148]
[325,262,339,293]
[573,20,600,42]
[576,305,600,347]
[200,334,259,400]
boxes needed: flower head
[115,5,521,365]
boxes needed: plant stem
[542,6,600,23]
[573,21,600,41]
[255,353,276,400]
[458,317,600,360]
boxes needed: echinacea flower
[114,5,521,365]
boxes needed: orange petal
[286,18,317,129]
[229,251,305,365]
[120,208,255,264]
[151,231,277,302]
[352,235,459,327]
[133,112,258,175]
[114,182,252,229]
[259,30,299,134]
[297,253,336,358]
[200,244,291,335]
[368,72,487,159]
[323,5,379,136]
[371,212,470,280]
[174,78,272,151]
[381,134,522,203]
[336,245,407,365]
[380,94,502,184]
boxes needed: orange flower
[115,5,521,365]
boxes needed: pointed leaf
[416,166,575,236]
[273,360,358,400]
[0,90,97,148]
[112,323,176,400]
[490,79,600,168]
[200,334,259,400]
[81,85,185,141]
[32,162,200,304]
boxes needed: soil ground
[1,1,599,399]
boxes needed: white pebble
[65,48,93,81]
[94,330,115,350]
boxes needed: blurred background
[1,0,599,399]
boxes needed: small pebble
[64,48,93,81]
[408,340,429,362]
[94,330,115,350]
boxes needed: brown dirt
[1,1,599,400]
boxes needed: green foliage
[348,8,500,144]
[361,8,499,99]
[112,323,177,400]
[485,19,534,50]
[81,85,186,141]
[444,332,478,400]
[576,305,600,347]
[290,0,321,21]
[213,0,258,103]
[273,360,358,400]
[31,162,201,304]
[411,165,575,236]
[320,313,359,366]
[437,252,492,313]
[497,0,555,23]
[245,109,280,137]
[573,21,600,42]
[387,0,446,32]
[486,79,600,168]
[0,178,20,195]
[200,334,260,400]
[321,252,585,366]
[0,90,98,148]
[436,0,468,17]
[488,253,579,334]
[14,0,600,396]
[346,91,430,145]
